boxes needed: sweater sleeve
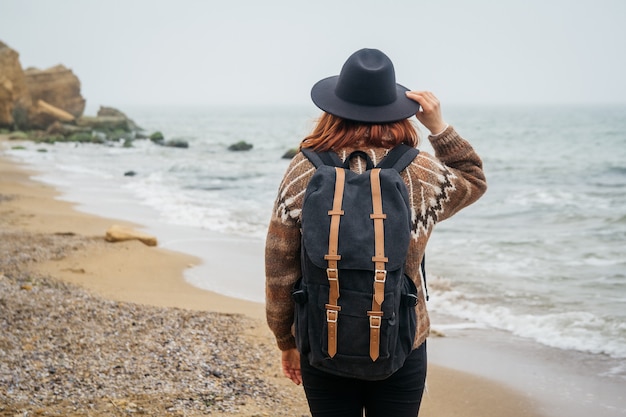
[404,126,487,237]
[265,153,315,351]
[265,219,300,351]
[426,125,487,221]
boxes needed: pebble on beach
[0,227,306,416]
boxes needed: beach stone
[164,139,189,148]
[282,148,298,159]
[28,99,76,128]
[105,225,157,247]
[149,131,164,143]
[76,115,132,132]
[228,140,253,151]
[35,99,74,121]
[8,130,29,140]
[67,132,95,143]
[97,106,140,131]
[46,121,90,136]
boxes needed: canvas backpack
[292,144,421,380]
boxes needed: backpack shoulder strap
[301,148,343,168]
[377,144,429,301]
[376,144,419,172]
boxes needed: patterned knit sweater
[265,125,487,351]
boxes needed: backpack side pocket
[291,278,310,354]
[399,274,418,355]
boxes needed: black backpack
[292,144,420,380]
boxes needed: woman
[265,48,487,417]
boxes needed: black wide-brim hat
[311,48,420,123]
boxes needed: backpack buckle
[326,268,339,280]
[326,307,340,323]
[368,313,383,361]
[368,313,382,329]
[374,269,387,283]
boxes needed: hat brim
[311,76,420,123]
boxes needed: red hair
[301,112,419,152]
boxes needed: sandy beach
[1,136,544,416]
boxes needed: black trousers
[300,342,427,417]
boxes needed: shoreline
[0,146,266,319]
[1,137,549,416]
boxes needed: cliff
[0,41,86,129]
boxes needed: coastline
[1,136,547,416]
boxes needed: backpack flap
[302,166,411,272]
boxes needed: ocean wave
[579,255,625,267]
[610,214,626,224]
[123,177,270,238]
[428,277,626,359]
[506,188,609,210]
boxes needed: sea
[3,103,626,415]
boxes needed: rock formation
[0,40,179,149]
[0,40,86,129]
[0,41,32,128]
[24,65,85,117]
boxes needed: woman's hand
[406,91,448,135]
[281,348,302,385]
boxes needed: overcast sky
[2,0,625,113]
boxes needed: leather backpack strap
[379,144,429,302]
[323,167,345,358]
[368,168,388,361]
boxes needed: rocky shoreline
[0,220,308,416]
